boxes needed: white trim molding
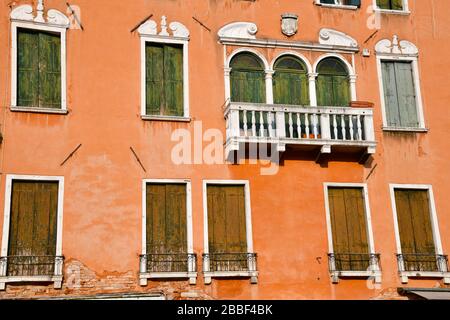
[10,1,69,112]
[375,36,426,131]
[140,179,197,285]
[373,0,410,15]
[323,183,382,284]
[389,184,450,284]
[139,16,190,120]
[0,174,65,290]
[319,28,358,48]
[218,22,258,41]
[202,180,258,284]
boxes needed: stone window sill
[0,275,63,290]
[141,115,191,122]
[382,126,428,133]
[374,8,411,15]
[316,3,358,11]
[10,106,68,115]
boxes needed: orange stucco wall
[0,0,449,299]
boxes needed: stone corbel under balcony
[224,102,377,163]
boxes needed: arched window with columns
[316,57,352,107]
[229,53,266,103]
[273,55,309,106]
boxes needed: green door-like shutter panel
[328,187,369,271]
[333,75,350,106]
[146,184,187,254]
[17,29,39,107]
[395,190,435,256]
[38,32,61,109]
[164,44,184,116]
[395,62,418,127]
[317,75,350,107]
[382,61,418,128]
[273,72,309,105]
[146,44,164,115]
[231,71,265,103]
[381,61,401,126]
[207,185,247,254]
[8,181,58,276]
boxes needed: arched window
[316,58,350,107]
[230,53,266,103]
[273,56,309,105]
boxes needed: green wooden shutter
[146,183,187,254]
[17,29,39,107]
[328,187,369,271]
[395,62,418,127]
[382,61,418,127]
[392,0,404,10]
[395,189,435,256]
[38,32,61,109]
[145,43,164,115]
[334,75,350,106]
[381,61,401,126]
[164,44,184,116]
[377,0,403,10]
[207,185,247,255]
[230,54,265,104]
[317,75,350,107]
[8,181,58,276]
[273,72,309,105]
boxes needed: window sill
[374,8,411,15]
[139,272,197,285]
[0,275,63,290]
[382,127,428,133]
[316,3,358,11]
[399,271,450,284]
[203,271,258,285]
[10,106,68,115]
[141,115,191,122]
[330,270,382,283]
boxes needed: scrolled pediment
[319,28,358,48]
[10,1,69,28]
[138,16,189,39]
[375,35,418,55]
[218,22,258,40]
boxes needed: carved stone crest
[281,13,298,37]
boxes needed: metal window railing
[203,253,257,273]
[328,253,381,272]
[139,253,197,274]
[397,254,449,273]
[0,255,64,277]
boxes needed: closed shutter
[145,43,184,116]
[377,0,402,10]
[328,187,369,271]
[8,181,58,276]
[207,185,247,255]
[39,32,61,108]
[317,75,350,107]
[164,44,184,116]
[17,29,61,109]
[231,70,265,103]
[273,72,309,106]
[17,29,39,107]
[381,61,418,127]
[146,183,187,254]
[395,190,435,255]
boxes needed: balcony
[203,252,258,284]
[139,253,198,285]
[0,255,64,290]
[328,253,382,283]
[397,254,450,284]
[224,102,377,163]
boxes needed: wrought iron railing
[1,255,64,277]
[397,254,449,273]
[203,253,257,273]
[328,253,381,272]
[139,253,197,274]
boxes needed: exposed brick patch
[369,287,409,300]
[0,259,213,300]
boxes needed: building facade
[0,0,449,300]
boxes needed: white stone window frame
[140,179,196,285]
[138,17,190,122]
[315,0,359,11]
[0,175,65,290]
[10,3,70,114]
[323,183,381,284]
[375,36,426,132]
[389,184,450,284]
[202,180,257,284]
[372,0,410,15]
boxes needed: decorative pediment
[375,35,418,55]
[138,16,189,39]
[218,22,258,40]
[319,28,358,48]
[10,0,69,28]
